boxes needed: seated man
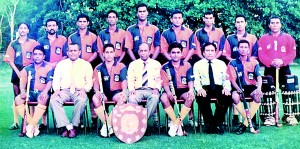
[92,43,127,137]
[160,42,194,137]
[194,42,231,134]
[50,43,93,138]
[227,40,262,135]
[127,43,162,136]
[14,45,53,138]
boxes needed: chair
[52,101,89,135]
[140,100,161,135]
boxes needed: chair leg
[46,108,49,134]
[192,106,196,134]
[157,105,161,135]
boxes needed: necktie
[208,60,215,90]
[70,61,76,94]
[142,62,148,87]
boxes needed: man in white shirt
[127,43,162,135]
[193,42,231,134]
[50,43,93,138]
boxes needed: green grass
[1,63,300,149]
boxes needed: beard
[48,29,56,35]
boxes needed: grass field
[1,63,300,149]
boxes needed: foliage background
[0,0,299,56]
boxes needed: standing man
[258,16,297,125]
[14,45,53,138]
[223,14,258,63]
[97,10,126,63]
[127,43,162,136]
[194,10,225,60]
[194,42,231,134]
[160,42,194,137]
[125,3,160,63]
[38,18,67,68]
[4,22,38,130]
[161,9,195,64]
[92,43,128,137]
[227,40,262,135]
[50,43,93,138]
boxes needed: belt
[136,87,154,90]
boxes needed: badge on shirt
[281,46,286,52]
[86,45,92,53]
[238,71,243,77]
[114,74,120,82]
[40,76,46,84]
[16,51,21,57]
[181,40,187,48]
[26,51,31,59]
[213,41,219,48]
[104,76,109,81]
[134,36,139,41]
[115,42,121,50]
[44,45,50,50]
[248,72,254,80]
[146,36,153,44]
[55,47,61,54]
[104,40,109,44]
[233,47,238,52]
[181,76,187,85]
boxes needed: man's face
[67,45,81,61]
[77,18,89,30]
[46,21,58,35]
[137,6,148,21]
[170,47,182,62]
[269,18,282,34]
[171,13,183,28]
[235,17,247,32]
[106,13,118,26]
[103,47,115,62]
[18,24,29,37]
[138,43,150,61]
[238,43,250,56]
[203,45,216,60]
[203,14,214,27]
[33,49,45,64]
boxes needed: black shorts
[11,65,24,85]
[242,85,257,97]
[105,90,121,100]
[175,88,189,99]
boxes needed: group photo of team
[1,0,300,148]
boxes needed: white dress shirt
[193,58,231,91]
[52,58,93,92]
[127,58,162,91]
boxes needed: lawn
[0,63,300,149]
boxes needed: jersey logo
[86,45,92,53]
[44,45,50,50]
[16,52,21,57]
[55,47,61,54]
[104,76,109,81]
[114,74,120,82]
[26,51,31,59]
[39,76,46,84]
[146,36,153,45]
[233,47,238,52]
[248,72,254,80]
[213,41,218,48]
[181,40,187,48]
[104,40,109,44]
[115,42,121,50]
[134,36,139,41]
[181,76,187,85]
[281,46,286,52]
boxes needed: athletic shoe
[100,124,113,137]
[264,116,275,126]
[235,124,246,135]
[9,123,19,130]
[34,125,40,136]
[287,116,298,126]
[177,124,183,136]
[39,124,47,130]
[168,122,178,137]
[188,118,198,127]
[167,119,171,128]
[26,125,34,138]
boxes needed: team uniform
[38,34,67,63]
[4,38,38,85]
[97,27,126,61]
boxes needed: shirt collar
[76,30,89,36]
[105,27,119,33]
[237,56,250,63]
[201,25,216,34]
[234,32,247,38]
[134,22,150,28]
[33,61,46,68]
[170,26,185,31]
[16,37,30,43]
[45,33,59,39]
[268,31,283,36]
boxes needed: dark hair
[235,14,247,22]
[204,10,214,17]
[201,42,217,54]
[168,42,183,53]
[238,39,250,47]
[77,14,90,22]
[68,43,81,50]
[18,22,30,30]
[45,19,58,26]
[33,45,45,55]
[107,10,118,18]
[103,43,115,52]
[136,3,148,12]
[171,9,183,18]
[268,15,281,25]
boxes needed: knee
[14,95,25,106]
[252,97,261,103]
[232,92,241,105]
[184,99,193,108]
[76,97,87,105]
[160,94,171,109]
[38,96,49,106]
[92,95,102,108]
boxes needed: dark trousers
[196,85,231,126]
[264,65,291,87]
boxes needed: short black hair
[45,19,58,26]
[136,3,148,12]
[107,10,118,18]
[268,15,281,25]
[33,45,45,55]
[201,42,217,54]
[235,14,247,22]
[171,9,183,18]
[68,43,81,50]
[238,39,250,47]
[77,14,90,22]
[168,42,183,53]
[103,43,115,52]
[18,22,30,30]
[204,10,214,17]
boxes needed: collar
[32,61,46,68]
[16,37,30,43]
[134,22,150,28]
[45,33,59,39]
[237,56,250,63]
[201,26,216,34]
[76,30,89,36]
[105,27,119,33]
[268,31,283,36]
[102,60,118,67]
[168,60,184,67]
[170,26,185,32]
[234,32,247,38]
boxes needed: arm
[184,49,194,62]
[118,51,126,63]
[151,46,160,59]
[152,29,161,60]
[8,62,21,78]
[87,52,98,63]
[127,63,135,91]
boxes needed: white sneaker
[26,125,34,138]
[168,122,178,137]
[287,116,298,126]
[188,118,198,127]
[100,124,113,137]
[264,117,275,126]
[167,119,171,128]
[33,125,40,136]
[177,124,183,136]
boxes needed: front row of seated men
[14,39,262,138]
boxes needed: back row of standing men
[4,3,296,138]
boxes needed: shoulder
[127,24,136,31]
[28,39,38,44]
[58,35,67,40]
[183,27,193,34]
[149,24,159,30]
